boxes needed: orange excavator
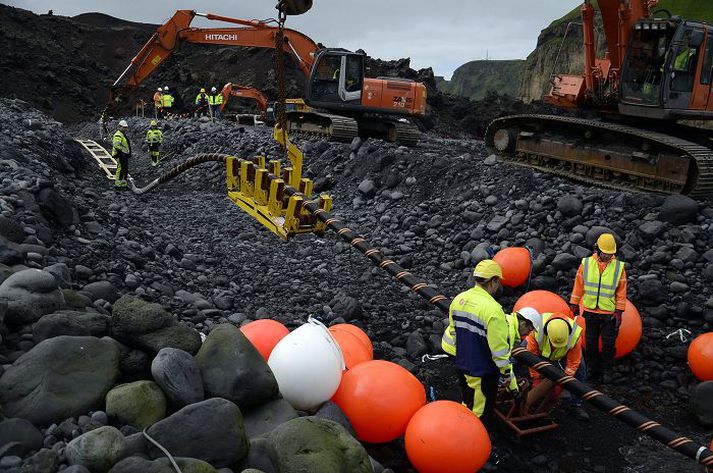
[220,83,269,121]
[486,0,713,196]
[110,10,426,145]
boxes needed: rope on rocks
[142,429,183,473]
[126,153,713,470]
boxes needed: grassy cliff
[437,60,525,100]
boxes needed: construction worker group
[443,232,626,423]
[153,86,223,119]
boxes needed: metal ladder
[74,139,117,180]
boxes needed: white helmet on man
[211,86,217,92]
[164,86,169,91]
[516,307,541,331]
[157,87,162,92]
[118,120,129,128]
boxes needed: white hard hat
[118,120,128,128]
[157,87,162,92]
[516,307,541,330]
[211,86,217,92]
[164,86,169,90]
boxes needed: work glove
[613,310,623,330]
[569,304,580,317]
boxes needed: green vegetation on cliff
[437,60,524,100]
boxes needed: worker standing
[161,86,175,117]
[153,87,163,118]
[112,120,131,190]
[569,233,627,383]
[145,120,163,167]
[209,86,223,119]
[195,88,209,117]
[449,259,519,421]
[525,312,589,420]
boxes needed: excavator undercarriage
[486,115,713,196]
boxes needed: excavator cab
[306,49,365,110]
[620,19,713,119]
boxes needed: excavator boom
[111,10,319,103]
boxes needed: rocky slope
[437,60,525,100]
[0,98,712,472]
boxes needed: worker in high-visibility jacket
[195,88,209,117]
[569,233,627,383]
[208,87,223,119]
[442,306,540,356]
[449,259,519,421]
[145,120,163,167]
[112,120,131,190]
[161,86,175,116]
[525,312,589,420]
[153,88,163,118]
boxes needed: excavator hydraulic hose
[128,153,713,470]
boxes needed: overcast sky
[6,0,582,79]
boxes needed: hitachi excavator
[110,10,426,145]
[486,0,713,196]
[220,83,269,122]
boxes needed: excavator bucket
[277,0,312,15]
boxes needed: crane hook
[276,0,313,16]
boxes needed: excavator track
[286,111,359,142]
[485,114,713,197]
[392,122,421,147]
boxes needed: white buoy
[268,317,345,411]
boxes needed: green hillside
[555,1,713,26]
[437,60,525,100]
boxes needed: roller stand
[494,379,559,436]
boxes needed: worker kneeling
[450,260,528,422]
[146,120,163,167]
[525,313,589,421]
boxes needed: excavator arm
[220,83,269,116]
[110,9,320,105]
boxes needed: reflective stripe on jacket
[112,130,130,157]
[195,93,209,106]
[146,129,163,145]
[209,94,224,105]
[581,256,624,312]
[161,94,174,108]
[450,286,513,382]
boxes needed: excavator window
[621,28,673,105]
[670,29,700,93]
[701,29,713,86]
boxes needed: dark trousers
[459,371,498,424]
[583,311,619,376]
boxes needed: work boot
[570,405,590,421]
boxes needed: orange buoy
[514,290,573,318]
[575,300,642,358]
[493,247,531,288]
[240,319,290,360]
[328,326,372,369]
[688,332,713,381]
[405,401,491,473]
[332,360,425,443]
[329,323,373,358]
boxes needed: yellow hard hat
[150,120,157,126]
[200,88,206,93]
[545,317,571,348]
[473,259,503,281]
[596,233,617,254]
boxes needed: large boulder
[150,348,204,407]
[0,216,24,243]
[33,311,111,343]
[65,426,127,473]
[690,381,713,427]
[0,269,65,325]
[82,281,119,304]
[196,324,278,409]
[263,417,371,473]
[36,187,77,227]
[146,398,249,468]
[0,336,120,425]
[43,263,71,289]
[111,296,201,355]
[110,456,217,473]
[242,398,298,438]
[658,195,698,225]
[557,194,583,217]
[105,381,167,429]
[0,236,24,266]
[0,418,43,456]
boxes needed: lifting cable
[127,154,713,470]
